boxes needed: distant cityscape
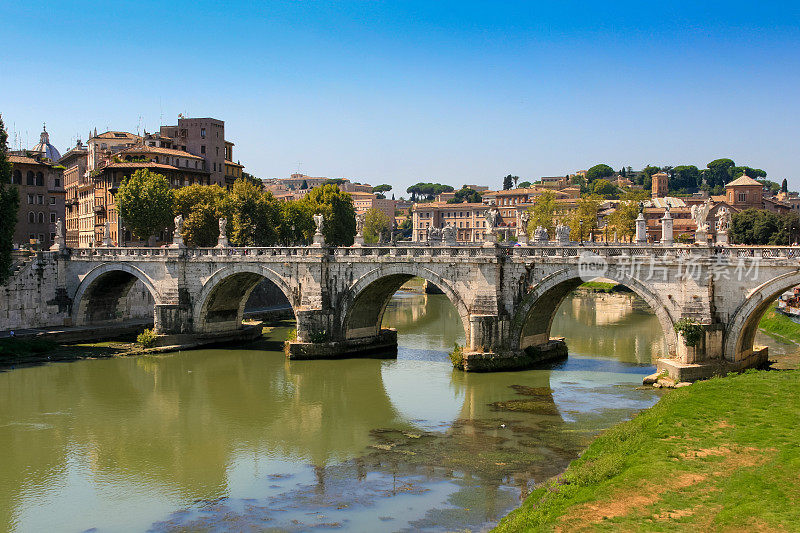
[7,115,799,250]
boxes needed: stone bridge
[4,243,800,379]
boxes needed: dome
[31,124,61,161]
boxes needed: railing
[66,243,800,261]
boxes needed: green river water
[2,290,671,532]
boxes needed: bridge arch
[339,265,471,343]
[511,266,678,357]
[724,270,800,362]
[72,263,161,326]
[194,264,297,334]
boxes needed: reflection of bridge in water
[0,340,576,532]
[3,242,798,379]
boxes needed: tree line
[116,169,361,247]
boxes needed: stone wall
[0,253,68,331]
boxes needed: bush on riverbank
[494,369,800,532]
[136,328,157,348]
[449,343,464,369]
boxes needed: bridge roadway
[4,242,800,380]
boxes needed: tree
[300,179,308,190]
[730,209,799,245]
[706,158,736,188]
[782,179,788,193]
[0,115,19,284]
[591,179,618,198]
[527,190,559,237]
[503,175,514,190]
[585,164,615,183]
[669,165,700,192]
[567,194,602,241]
[324,178,345,186]
[116,169,175,242]
[223,178,281,246]
[300,184,356,246]
[279,200,315,245]
[372,184,392,194]
[363,208,392,243]
[606,190,647,241]
[174,184,226,247]
[518,181,532,189]
[757,179,781,195]
[406,182,454,202]
[732,166,767,180]
[241,172,262,187]
[447,187,482,204]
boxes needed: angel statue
[313,213,324,235]
[174,214,184,234]
[218,217,227,238]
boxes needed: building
[29,125,61,162]
[90,142,212,246]
[8,150,65,249]
[539,176,569,189]
[87,130,141,172]
[412,202,488,243]
[159,117,228,186]
[59,140,89,247]
[651,172,669,198]
[224,141,244,185]
[351,192,396,223]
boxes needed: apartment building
[9,153,65,249]
[60,140,89,247]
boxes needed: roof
[93,131,141,141]
[224,160,244,168]
[9,154,50,166]
[103,161,210,173]
[119,143,203,160]
[648,197,687,209]
[413,202,486,210]
[484,187,550,196]
[725,175,762,187]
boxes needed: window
[201,128,206,139]
[27,194,33,204]
[201,145,206,154]
[38,233,44,243]
[50,197,55,205]
[13,170,22,184]
[28,212,35,223]
[738,193,747,202]
[38,213,44,224]
[27,171,34,185]
[54,178,60,188]
[38,195,44,204]
[36,172,44,186]
[50,213,56,223]
[213,163,217,172]
[216,147,219,156]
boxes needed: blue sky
[2,1,799,193]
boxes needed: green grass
[493,370,800,532]
[758,307,800,344]
[578,281,621,293]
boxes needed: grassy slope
[494,370,800,532]
[758,307,800,344]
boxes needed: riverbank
[577,281,630,293]
[493,369,800,532]
[0,321,293,371]
[758,306,800,344]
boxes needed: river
[2,289,670,532]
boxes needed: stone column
[635,213,647,244]
[660,210,674,246]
